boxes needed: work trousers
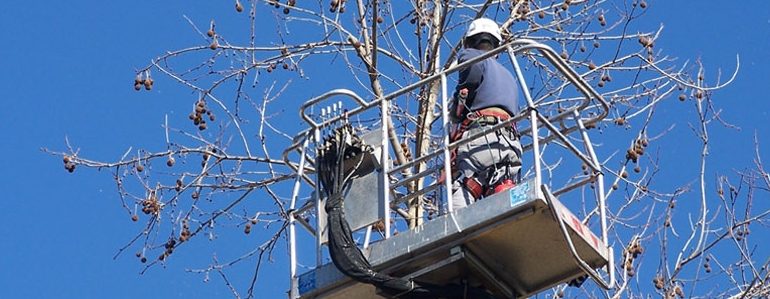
[451,125,522,210]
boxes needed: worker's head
[463,18,502,51]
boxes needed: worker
[449,17,522,210]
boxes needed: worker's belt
[466,115,505,127]
[450,108,517,142]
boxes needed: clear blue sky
[1,1,769,298]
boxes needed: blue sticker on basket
[298,271,316,294]
[509,180,530,206]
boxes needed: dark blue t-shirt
[456,48,520,117]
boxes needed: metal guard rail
[281,39,609,174]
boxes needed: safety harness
[447,88,519,200]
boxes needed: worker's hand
[459,88,469,98]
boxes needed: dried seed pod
[210,39,219,50]
[638,36,648,47]
[560,51,568,60]
[538,11,545,19]
[136,164,144,172]
[653,276,664,290]
[634,166,641,173]
[144,78,153,91]
[166,156,175,167]
[588,61,597,70]
[207,29,215,37]
[626,149,638,161]
[593,41,600,48]
[131,215,139,222]
[235,0,244,12]
[674,285,683,298]
[621,170,628,179]
[376,16,383,24]
[679,94,687,101]
[639,0,647,8]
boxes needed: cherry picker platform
[283,39,615,298]
[297,179,609,298]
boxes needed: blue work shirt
[456,48,520,117]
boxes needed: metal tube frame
[288,135,309,299]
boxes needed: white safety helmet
[465,18,502,44]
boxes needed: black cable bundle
[316,125,497,299]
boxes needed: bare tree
[45,0,769,298]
